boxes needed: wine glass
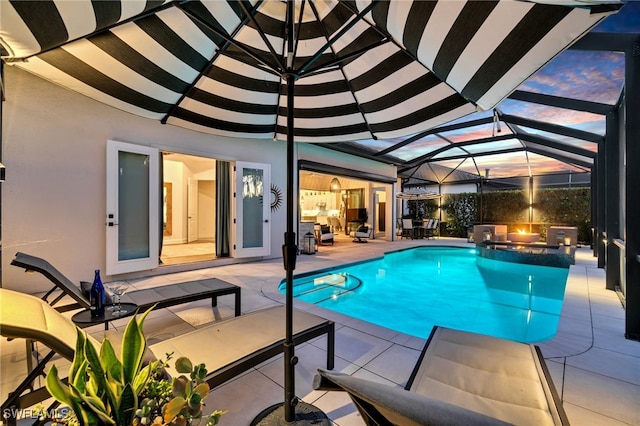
[104,283,121,311]
[110,285,128,316]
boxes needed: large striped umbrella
[0,0,621,422]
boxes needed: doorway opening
[298,170,389,242]
[161,153,217,265]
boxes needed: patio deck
[1,236,638,425]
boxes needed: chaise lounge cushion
[313,370,510,426]
[408,327,565,425]
[314,326,568,426]
[0,289,97,361]
[0,288,334,407]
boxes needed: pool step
[285,273,363,304]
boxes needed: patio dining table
[413,220,428,239]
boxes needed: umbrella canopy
[0,0,620,143]
[0,0,622,422]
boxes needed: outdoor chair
[314,326,569,426]
[10,252,241,322]
[351,224,371,243]
[427,219,440,239]
[315,224,334,245]
[401,219,415,239]
[396,218,403,238]
[0,288,335,423]
[328,216,342,232]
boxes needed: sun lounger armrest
[313,369,511,426]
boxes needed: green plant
[444,193,477,237]
[45,310,225,426]
[46,309,155,425]
[134,354,225,426]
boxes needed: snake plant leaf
[70,360,88,393]
[75,406,104,426]
[75,391,115,425]
[100,337,124,383]
[118,383,138,426]
[84,335,107,395]
[69,329,87,380]
[121,308,152,384]
[132,363,153,396]
[45,365,75,408]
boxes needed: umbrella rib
[296,1,379,139]
[302,39,391,78]
[236,0,286,73]
[291,0,308,73]
[162,1,281,124]
[176,1,281,76]
[297,0,381,76]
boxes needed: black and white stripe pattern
[0,0,620,142]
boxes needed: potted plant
[45,309,225,425]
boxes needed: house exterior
[1,66,397,293]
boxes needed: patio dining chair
[401,219,415,239]
[427,219,440,239]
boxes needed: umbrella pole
[284,70,296,423]
[284,0,298,418]
[251,3,329,424]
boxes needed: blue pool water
[280,247,569,343]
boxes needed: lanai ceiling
[316,2,638,187]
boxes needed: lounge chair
[314,326,569,426]
[314,224,334,245]
[11,252,241,320]
[350,224,371,243]
[0,288,335,424]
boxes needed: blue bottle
[90,269,105,318]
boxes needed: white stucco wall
[1,66,396,293]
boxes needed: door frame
[106,140,159,275]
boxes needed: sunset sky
[364,1,640,181]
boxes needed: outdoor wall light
[0,162,5,182]
[330,177,341,192]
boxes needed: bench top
[120,278,239,311]
[11,252,240,313]
[149,305,331,379]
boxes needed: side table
[72,303,138,330]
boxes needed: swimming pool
[280,246,569,343]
